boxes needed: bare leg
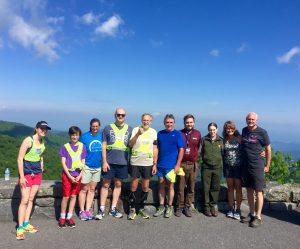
[234,179,242,210]
[166,180,174,206]
[141,179,150,192]
[60,196,70,215]
[158,177,166,205]
[86,181,97,211]
[68,195,77,215]
[111,178,122,207]
[79,183,89,211]
[18,187,30,227]
[130,178,139,192]
[246,188,255,215]
[24,185,39,222]
[100,179,111,207]
[226,178,235,209]
[255,190,264,219]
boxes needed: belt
[183,161,195,165]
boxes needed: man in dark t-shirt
[242,112,271,228]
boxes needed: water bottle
[5,168,10,181]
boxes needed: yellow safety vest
[106,123,129,151]
[64,142,84,171]
[24,137,45,162]
[131,128,154,158]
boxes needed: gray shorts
[81,166,101,184]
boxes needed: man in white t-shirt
[127,113,158,220]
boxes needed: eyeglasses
[116,114,126,117]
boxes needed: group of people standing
[15,109,271,240]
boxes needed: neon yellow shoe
[23,224,38,233]
[16,228,25,240]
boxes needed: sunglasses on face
[116,114,126,117]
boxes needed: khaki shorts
[81,166,101,184]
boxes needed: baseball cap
[36,121,51,130]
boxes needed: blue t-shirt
[157,129,185,169]
[80,132,102,169]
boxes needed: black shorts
[223,163,241,179]
[129,165,152,179]
[242,166,265,191]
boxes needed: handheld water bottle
[5,168,10,181]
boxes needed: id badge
[185,148,191,155]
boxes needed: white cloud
[0,0,61,62]
[95,15,123,37]
[150,39,163,48]
[79,12,101,25]
[210,49,220,57]
[277,47,300,64]
[9,16,59,61]
[236,43,246,53]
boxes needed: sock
[18,225,23,230]
[60,213,66,219]
[129,191,137,209]
[100,206,105,212]
[67,213,72,219]
[111,206,116,210]
[23,221,29,227]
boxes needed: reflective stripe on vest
[24,137,45,162]
[64,142,83,171]
[106,123,129,151]
[131,128,154,158]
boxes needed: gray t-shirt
[242,126,270,169]
[102,123,133,166]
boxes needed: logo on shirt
[89,140,102,152]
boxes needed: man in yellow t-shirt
[128,113,158,220]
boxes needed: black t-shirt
[242,126,270,168]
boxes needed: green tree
[267,150,290,184]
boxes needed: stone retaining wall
[0,178,299,221]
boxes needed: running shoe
[109,208,123,218]
[174,208,183,217]
[86,209,95,220]
[66,218,76,228]
[241,213,255,224]
[226,209,234,218]
[16,228,25,240]
[250,216,262,228]
[138,208,150,219]
[164,206,173,218]
[127,208,137,220]
[233,209,241,220]
[79,210,88,221]
[183,207,192,217]
[58,218,66,228]
[23,223,38,233]
[95,210,105,220]
[153,206,165,217]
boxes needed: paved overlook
[1,206,299,249]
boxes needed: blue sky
[0,0,300,142]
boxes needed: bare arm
[174,148,184,173]
[17,137,32,187]
[152,145,158,175]
[264,144,272,173]
[102,141,110,172]
[61,157,76,183]
[129,127,143,147]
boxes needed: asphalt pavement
[1,206,299,249]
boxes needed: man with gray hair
[241,112,271,227]
[127,113,158,220]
